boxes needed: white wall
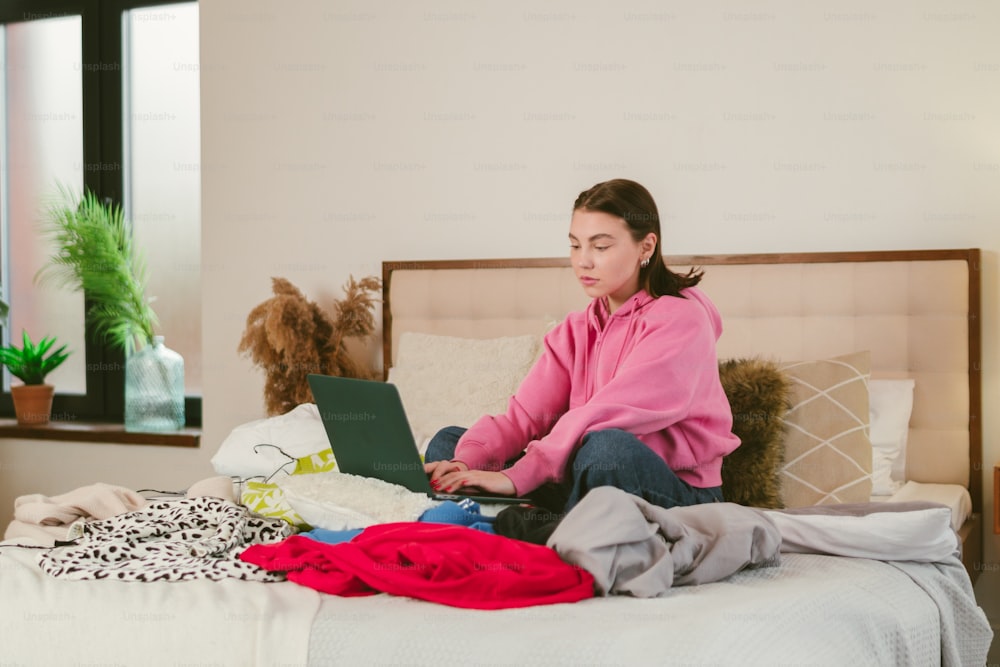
[2,0,998,563]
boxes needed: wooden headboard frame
[382,249,983,520]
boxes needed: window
[0,0,200,426]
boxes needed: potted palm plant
[36,186,184,431]
[37,187,157,352]
[0,330,70,425]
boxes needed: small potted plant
[0,330,71,425]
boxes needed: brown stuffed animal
[238,275,381,415]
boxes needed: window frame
[0,0,200,427]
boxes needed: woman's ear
[642,232,658,256]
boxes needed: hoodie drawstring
[610,303,638,379]
[584,294,644,402]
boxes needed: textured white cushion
[868,379,915,496]
[278,471,440,530]
[387,332,539,454]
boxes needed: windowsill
[0,419,200,448]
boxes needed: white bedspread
[0,545,322,666]
[1,507,990,667]
[306,552,990,666]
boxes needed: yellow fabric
[292,449,337,475]
[241,450,338,528]
[241,481,309,529]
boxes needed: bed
[1,249,993,666]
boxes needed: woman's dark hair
[573,178,702,297]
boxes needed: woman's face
[569,209,655,313]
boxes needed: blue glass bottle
[125,335,185,432]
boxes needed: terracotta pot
[11,384,55,426]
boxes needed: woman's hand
[433,469,517,497]
[424,459,468,483]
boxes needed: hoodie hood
[588,290,656,331]
[589,288,722,339]
[677,287,724,340]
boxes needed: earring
[640,257,650,268]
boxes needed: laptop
[307,374,531,505]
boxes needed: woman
[423,179,739,513]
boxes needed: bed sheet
[0,544,322,666]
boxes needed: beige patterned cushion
[779,350,873,507]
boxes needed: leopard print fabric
[39,496,294,582]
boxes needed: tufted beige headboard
[382,248,982,528]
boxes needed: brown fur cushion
[719,357,791,508]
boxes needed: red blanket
[240,523,595,609]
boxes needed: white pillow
[764,504,957,562]
[278,471,440,530]
[868,379,915,496]
[210,403,330,479]
[387,332,540,454]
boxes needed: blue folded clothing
[302,527,364,544]
[300,500,496,544]
[419,499,496,533]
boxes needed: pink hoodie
[453,287,740,495]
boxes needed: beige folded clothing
[5,483,148,545]
[14,483,148,526]
[3,477,235,546]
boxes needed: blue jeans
[425,426,723,513]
